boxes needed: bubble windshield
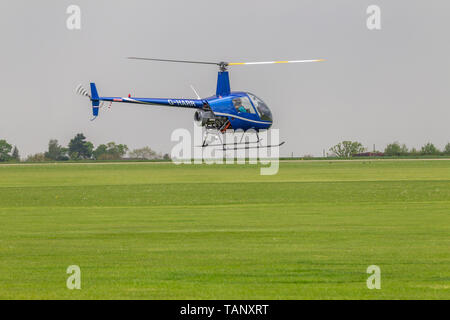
[247,93,272,121]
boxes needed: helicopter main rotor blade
[228,59,325,66]
[127,57,221,66]
[127,57,324,71]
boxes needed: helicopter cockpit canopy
[247,93,273,122]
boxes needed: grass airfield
[0,160,449,299]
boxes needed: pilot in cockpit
[233,98,247,113]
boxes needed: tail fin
[90,83,100,117]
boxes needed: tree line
[1,135,450,162]
[0,133,170,162]
[329,141,450,158]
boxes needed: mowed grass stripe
[1,180,450,208]
[1,160,450,188]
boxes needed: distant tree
[11,146,20,161]
[384,142,408,156]
[329,141,365,158]
[0,139,13,162]
[45,139,68,161]
[409,147,420,156]
[93,142,128,160]
[129,146,159,160]
[26,153,46,162]
[93,144,108,160]
[400,144,409,155]
[106,142,128,159]
[421,142,440,155]
[68,133,93,160]
[163,153,170,161]
[444,143,450,155]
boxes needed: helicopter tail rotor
[75,84,91,98]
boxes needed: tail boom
[99,96,204,109]
[88,83,204,118]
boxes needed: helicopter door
[229,96,261,130]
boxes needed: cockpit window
[248,93,272,121]
[233,97,256,114]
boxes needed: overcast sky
[0,0,449,157]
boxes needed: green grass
[0,160,449,299]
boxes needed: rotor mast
[216,67,231,97]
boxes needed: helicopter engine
[194,110,228,128]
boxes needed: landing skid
[196,129,285,150]
[201,139,261,148]
[218,141,285,151]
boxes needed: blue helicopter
[76,57,324,148]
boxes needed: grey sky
[0,0,449,157]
